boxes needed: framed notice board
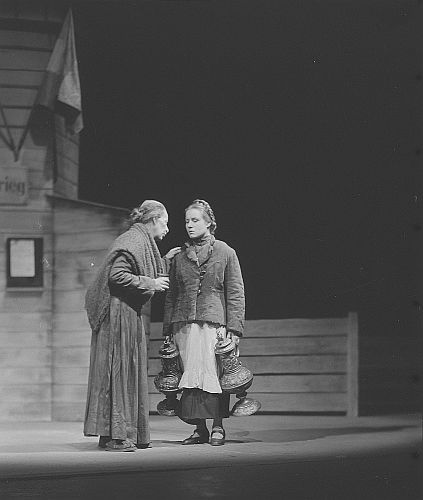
[6,238,43,288]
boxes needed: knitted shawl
[85,223,163,334]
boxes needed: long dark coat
[84,224,163,445]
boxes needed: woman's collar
[185,234,215,247]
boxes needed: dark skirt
[178,388,230,421]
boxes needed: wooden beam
[347,312,359,416]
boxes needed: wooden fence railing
[148,313,358,416]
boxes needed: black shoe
[136,442,152,449]
[210,426,225,446]
[181,429,210,445]
[98,436,111,449]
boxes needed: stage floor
[0,414,421,499]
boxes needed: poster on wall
[9,239,35,277]
[6,238,43,287]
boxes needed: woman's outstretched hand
[164,247,181,260]
[153,277,170,291]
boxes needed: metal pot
[154,336,182,417]
[215,336,261,416]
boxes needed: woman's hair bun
[128,200,166,226]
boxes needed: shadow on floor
[0,425,414,454]
[233,425,414,443]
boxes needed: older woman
[84,200,180,452]
[163,199,245,446]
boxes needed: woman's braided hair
[128,200,166,227]
[185,199,217,234]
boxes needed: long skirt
[174,322,230,420]
[84,297,150,445]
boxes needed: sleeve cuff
[228,329,243,337]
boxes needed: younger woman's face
[185,208,211,239]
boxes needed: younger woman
[163,199,245,446]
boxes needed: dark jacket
[162,237,245,336]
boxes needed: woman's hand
[228,330,240,356]
[228,330,240,342]
[153,277,170,291]
[164,247,181,260]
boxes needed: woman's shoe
[136,442,152,449]
[181,429,210,445]
[98,436,111,449]
[210,426,225,446]
[105,439,136,452]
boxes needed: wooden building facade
[0,2,128,421]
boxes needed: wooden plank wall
[0,18,57,208]
[0,3,64,421]
[51,197,129,421]
[50,308,358,420]
[0,264,53,421]
[53,115,79,199]
[148,314,359,415]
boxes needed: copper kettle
[154,336,182,417]
[215,336,261,416]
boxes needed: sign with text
[0,166,28,205]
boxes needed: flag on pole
[36,9,83,134]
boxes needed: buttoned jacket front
[162,238,245,336]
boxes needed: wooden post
[347,312,359,416]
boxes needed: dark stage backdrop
[74,0,421,333]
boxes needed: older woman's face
[152,210,169,240]
[185,208,210,239]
